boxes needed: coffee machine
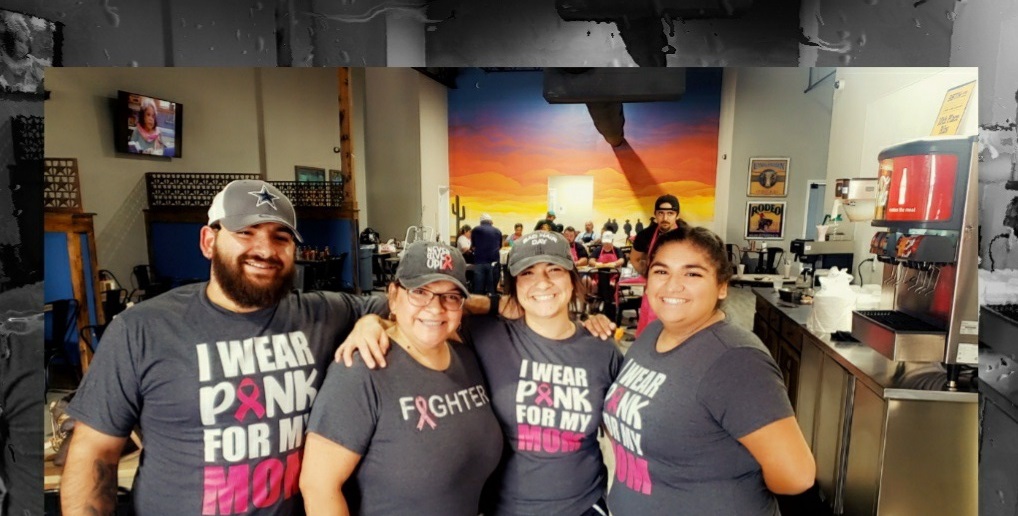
[789,179,871,286]
[790,239,854,286]
[851,136,979,387]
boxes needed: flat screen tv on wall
[114,90,182,158]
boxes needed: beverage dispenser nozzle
[945,363,961,391]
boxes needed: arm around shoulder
[326,290,390,320]
[300,432,363,516]
[60,422,129,515]
[336,313,392,368]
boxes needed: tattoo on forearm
[88,459,118,515]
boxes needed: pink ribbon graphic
[605,387,626,414]
[234,378,267,422]
[441,253,453,270]
[415,396,438,430]
[535,383,554,407]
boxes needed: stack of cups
[816,225,829,241]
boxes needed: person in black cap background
[630,194,681,277]
[629,194,681,336]
[60,179,391,515]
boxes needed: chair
[45,298,80,389]
[764,247,785,274]
[726,243,742,274]
[613,280,644,328]
[102,287,129,321]
[372,253,396,289]
[80,323,108,355]
[132,264,169,301]
[312,253,350,292]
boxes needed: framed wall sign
[295,166,326,182]
[745,201,785,240]
[747,157,789,197]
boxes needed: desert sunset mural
[448,68,722,240]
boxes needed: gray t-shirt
[66,283,387,516]
[465,315,623,516]
[307,342,503,516]
[604,319,793,516]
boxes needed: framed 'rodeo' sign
[745,201,785,240]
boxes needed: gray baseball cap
[507,230,575,276]
[395,241,469,295]
[207,180,304,243]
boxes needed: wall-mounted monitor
[114,90,182,158]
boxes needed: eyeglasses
[401,284,466,311]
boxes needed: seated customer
[505,223,525,247]
[585,232,626,317]
[588,231,624,269]
[300,241,503,515]
[579,221,599,246]
[562,226,589,267]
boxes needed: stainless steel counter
[754,288,977,515]
[752,288,977,403]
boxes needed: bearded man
[59,180,390,515]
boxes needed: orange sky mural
[449,68,722,241]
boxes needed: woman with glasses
[339,231,622,516]
[300,241,503,515]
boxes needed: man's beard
[211,247,295,309]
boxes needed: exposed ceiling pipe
[554,0,756,67]
[585,102,626,147]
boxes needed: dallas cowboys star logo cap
[207,180,304,242]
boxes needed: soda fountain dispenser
[852,136,979,389]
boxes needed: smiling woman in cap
[338,231,622,515]
[301,241,502,515]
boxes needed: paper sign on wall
[930,81,976,136]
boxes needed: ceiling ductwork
[554,0,755,67]
[543,68,687,146]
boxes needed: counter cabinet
[752,290,977,516]
[752,294,802,409]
